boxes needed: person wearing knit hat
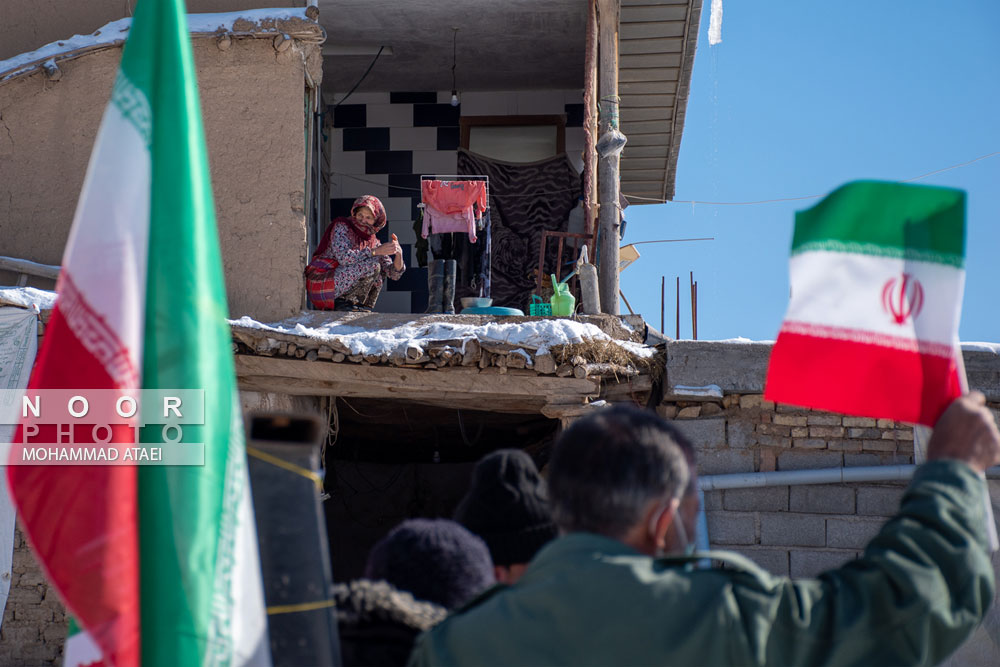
[364,518,495,611]
[454,449,559,584]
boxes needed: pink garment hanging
[422,203,477,242]
[422,180,487,215]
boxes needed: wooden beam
[234,355,601,412]
[597,0,622,315]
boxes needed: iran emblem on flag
[765,181,966,426]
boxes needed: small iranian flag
[765,180,966,426]
[9,0,270,666]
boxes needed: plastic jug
[549,274,576,316]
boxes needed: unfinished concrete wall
[0,1,304,61]
[662,340,1000,665]
[0,34,314,321]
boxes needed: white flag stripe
[786,251,964,348]
[61,100,150,384]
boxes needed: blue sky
[620,1,999,343]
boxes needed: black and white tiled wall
[325,89,585,313]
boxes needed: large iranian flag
[765,180,965,426]
[8,0,270,665]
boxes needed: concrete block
[666,340,772,394]
[789,485,855,514]
[727,420,755,449]
[776,450,843,471]
[758,423,791,437]
[827,439,862,452]
[756,435,791,448]
[807,415,842,426]
[701,403,724,416]
[791,427,809,438]
[863,439,896,452]
[724,486,788,512]
[656,405,678,419]
[736,547,790,576]
[670,418,727,449]
[739,394,762,409]
[792,438,827,449]
[847,428,881,439]
[844,453,882,467]
[696,449,755,475]
[760,513,826,547]
[774,404,804,414]
[856,486,905,516]
[877,419,895,428]
[774,414,808,426]
[12,605,53,624]
[962,348,1000,401]
[809,426,845,438]
[826,517,885,549]
[790,549,857,578]
[843,417,877,427]
[677,406,701,418]
[703,490,723,511]
[705,512,756,545]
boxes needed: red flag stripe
[9,304,140,667]
[765,330,962,426]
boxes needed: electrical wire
[331,149,998,205]
[624,150,1000,206]
[333,46,384,108]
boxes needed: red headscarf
[312,195,387,259]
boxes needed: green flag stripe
[109,71,152,148]
[130,0,236,664]
[791,180,965,266]
[791,240,965,268]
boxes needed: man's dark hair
[547,405,694,539]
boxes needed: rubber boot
[443,259,457,314]
[424,260,445,314]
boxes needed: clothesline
[332,149,999,207]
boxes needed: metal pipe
[699,464,1000,491]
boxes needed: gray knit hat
[454,449,559,566]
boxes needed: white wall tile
[390,126,438,151]
[562,89,585,104]
[566,126,586,151]
[365,103,414,127]
[387,219,418,245]
[328,150,366,175]
[373,290,412,314]
[340,173,388,199]
[458,91,517,116]
[383,196,415,221]
[515,90,567,115]
[412,150,458,175]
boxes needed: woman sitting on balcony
[306,195,405,311]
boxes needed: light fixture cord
[451,28,458,91]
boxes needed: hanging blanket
[456,149,581,310]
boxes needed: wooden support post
[597,0,621,315]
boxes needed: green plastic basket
[529,295,552,316]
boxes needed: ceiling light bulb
[450,91,459,107]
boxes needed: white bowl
[461,297,493,309]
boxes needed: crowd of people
[332,394,999,667]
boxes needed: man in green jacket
[409,394,999,667]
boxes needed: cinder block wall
[661,340,1000,577]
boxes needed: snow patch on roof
[1,8,310,79]
[230,315,657,359]
[0,286,57,311]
